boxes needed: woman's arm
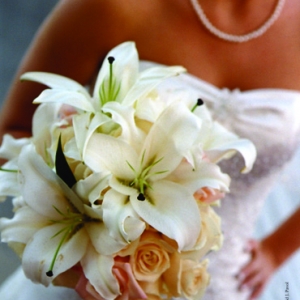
[239,206,300,299]
[0,0,131,140]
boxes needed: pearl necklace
[189,0,286,43]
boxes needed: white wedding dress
[1,62,300,300]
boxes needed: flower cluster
[0,42,256,300]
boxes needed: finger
[248,282,265,300]
[244,239,259,253]
[240,270,262,291]
[240,256,260,280]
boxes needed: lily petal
[32,103,64,164]
[32,89,95,112]
[103,189,145,244]
[0,205,48,244]
[141,102,202,179]
[72,112,112,159]
[74,172,110,205]
[18,144,84,215]
[0,134,30,161]
[22,223,88,285]
[0,159,19,201]
[84,133,138,180]
[81,246,120,300]
[200,122,257,173]
[93,41,139,105]
[167,160,230,194]
[131,180,201,251]
[122,66,186,106]
[102,101,146,151]
[85,222,125,256]
[207,138,257,174]
[21,72,90,97]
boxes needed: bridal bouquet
[0,42,256,300]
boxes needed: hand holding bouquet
[0,42,256,300]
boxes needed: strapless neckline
[141,60,300,145]
[140,60,300,97]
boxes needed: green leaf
[55,135,76,188]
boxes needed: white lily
[21,42,185,159]
[166,158,231,196]
[0,134,30,201]
[134,87,257,174]
[178,101,257,174]
[193,119,257,173]
[31,102,71,165]
[0,144,125,299]
[84,102,202,251]
[134,85,256,176]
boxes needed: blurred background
[0,1,300,299]
[0,0,59,284]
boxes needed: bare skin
[1,0,300,298]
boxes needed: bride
[1,0,300,299]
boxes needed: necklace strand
[189,0,286,43]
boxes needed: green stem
[0,167,18,173]
[46,227,72,277]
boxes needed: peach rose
[75,261,147,300]
[75,275,102,300]
[58,104,77,126]
[112,261,147,300]
[130,231,171,283]
[194,187,224,204]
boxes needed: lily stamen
[108,56,115,64]
[99,56,121,105]
[46,206,100,277]
[108,56,115,100]
[46,226,71,277]
[127,152,168,200]
[137,193,146,201]
[191,98,204,112]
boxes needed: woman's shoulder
[51,0,167,50]
[52,0,186,58]
[56,0,185,32]
[57,0,169,22]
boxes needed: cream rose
[163,253,210,300]
[193,204,223,257]
[180,259,210,299]
[130,231,172,283]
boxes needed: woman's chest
[133,16,300,91]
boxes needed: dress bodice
[141,61,300,299]
[168,66,300,183]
